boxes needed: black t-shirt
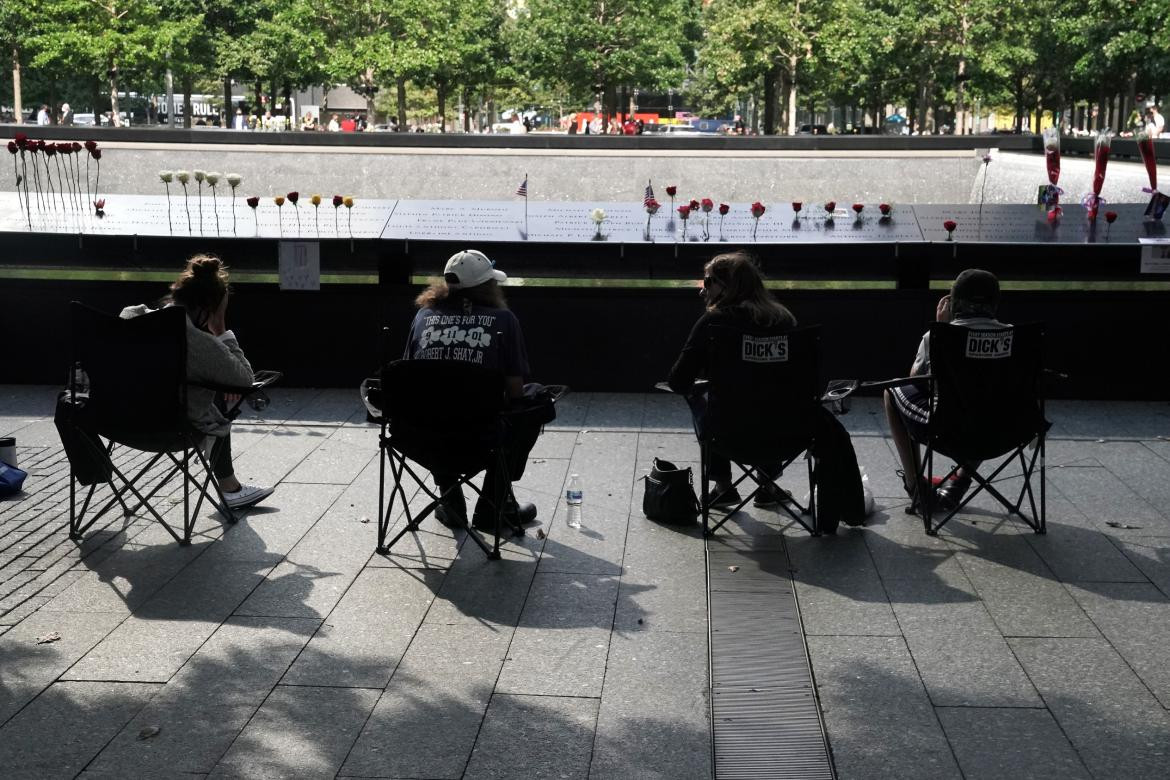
[667,306,797,394]
[406,301,530,377]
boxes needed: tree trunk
[182,76,193,128]
[785,56,798,135]
[10,48,21,124]
[437,82,447,132]
[763,68,777,136]
[49,81,57,124]
[223,76,233,124]
[254,81,263,115]
[108,59,121,127]
[396,76,407,129]
[1014,77,1025,133]
[463,88,471,132]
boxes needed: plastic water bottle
[565,474,583,528]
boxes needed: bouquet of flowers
[1084,131,1111,221]
[1041,127,1062,221]
[1136,129,1168,220]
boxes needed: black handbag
[642,458,699,525]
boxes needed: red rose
[332,194,344,207]
[688,198,699,211]
[91,149,102,160]
[93,198,105,210]
[287,191,299,204]
[14,132,28,148]
[943,219,957,233]
[1104,211,1118,224]
[852,203,864,214]
[71,142,82,152]
[751,201,766,218]
[879,203,891,215]
[665,185,677,197]
[84,140,97,152]
[644,198,660,214]
[701,198,714,212]
[792,201,802,213]
[824,201,836,213]
[718,203,729,215]
[44,144,56,156]
[6,141,16,154]
[677,204,691,219]
[246,196,260,209]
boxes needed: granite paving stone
[1065,582,1170,708]
[340,623,512,779]
[496,572,619,697]
[0,609,125,726]
[615,524,706,633]
[1023,503,1147,582]
[1045,452,1170,532]
[582,393,645,430]
[283,425,378,485]
[590,629,711,780]
[209,482,345,562]
[465,694,599,780]
[885,563,1042,707]
[62,553,280,683]
[935,706,1090,780]
[1109,535,1170,597]
[785,531,901,636]
[808,635,960,780]
[86,616,321,776]
[282,567,444,688]
[1010,637,1170,779]
[228,425,334,488]
[210,684,380,779]
[0,681,160,779]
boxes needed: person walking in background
[37,105,50,125]
[59,103,74,126]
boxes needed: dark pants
[435,401,546,521]
[209,396,235,480]
[686,392,779,483]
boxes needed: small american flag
[515,177,528,197]
[643,181,655,207]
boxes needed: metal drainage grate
[708,548,834,779]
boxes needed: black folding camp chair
[888,322,1048,536]
[698,325,824,537]
[62,302,279,545]
[374,359,526,561]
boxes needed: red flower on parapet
[879,203,892,215]
[44,144,56,157]
[13,132,28,148]
[91,149,102,160]
[665,185,677,197]
[718,203,729,215]
[792,201,802,213]
[287,191,299,205]
[332,194,343,207]
[246,196,260,208]
[677,204,691,219]
[1104,211,1118,224]
[71,142,82,153]
[751,202,766,218]
[852,203,864,215]
[824,201,836,213]
[644,198,660,214]
[36,139,47,152]
[93,198,105,215]
[701,198,714,212]
[84,140,97,153]
[6,141,16,154]
[943,219,957,234]
[688,198,699,212]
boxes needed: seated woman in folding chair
[667,251,797,507]
[406,249,541,531]
[120,254,274,509]
[885,268,1004,513]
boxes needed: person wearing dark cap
[406,249,539,530]
[885,269,1004,512]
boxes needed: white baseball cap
[444,249,507,289]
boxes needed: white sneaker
[222,483,274,509]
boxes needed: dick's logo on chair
[742,334,788,363]
[965,330,1013,359]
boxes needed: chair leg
[806,454,819,536]
[1038,433,1047,534]
[700,445,710,537]
[922,445,936,535]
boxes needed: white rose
[159,170,173,183]
[591,208,606,224]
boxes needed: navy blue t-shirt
[406,302,530,377]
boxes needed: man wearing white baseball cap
[406,249,540,530]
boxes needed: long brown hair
[415,279,507,311]
[165,254,230,327]
[704,251,795,327]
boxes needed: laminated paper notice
[1138,238,1170,274]
[278,241,321,290]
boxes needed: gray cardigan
[120,304,254,436]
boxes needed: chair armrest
[654,379,708,395]
[858,374,932,392]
